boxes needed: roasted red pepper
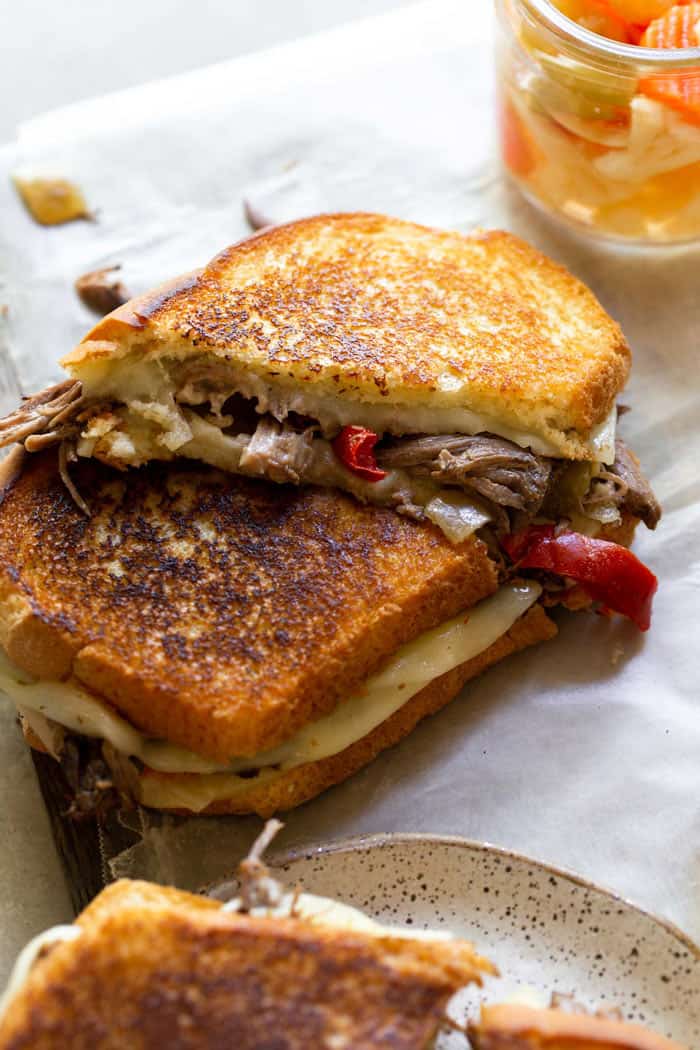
[502,526,658,631]
[332,425,387,482]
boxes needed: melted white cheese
[78,354,616,461]
[0,925,81,1021]
[139,581,542,811]
[0,582,541,810]
[588,407,616,467]
[222,891,452,942]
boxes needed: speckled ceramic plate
[213,834,699,1047]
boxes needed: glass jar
[495,0,700,244]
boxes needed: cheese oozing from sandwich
[0,582,541,810]
[221,891,452,942]
[74,353,618,463]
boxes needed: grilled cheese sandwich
[0,216,657,547]
[0,448,557,816]
[0,218,661,815]
[0,874,493,1050]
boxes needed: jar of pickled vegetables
[496,0,700,243]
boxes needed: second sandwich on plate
[0,824,686,1049]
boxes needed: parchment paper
[0,0,698,982]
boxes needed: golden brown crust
[0,879,493,1050]
[61,214,630,455]
[138,602,557,816]
[0,450,497,762]
[468,1003,686,1050]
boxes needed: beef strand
[607,438,661,530]
[59,736,121,820]
[238,416,315,484]
[0,379,659,534]
[380,433,552,520]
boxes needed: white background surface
[0,0,698,990]
[0,0,408,141]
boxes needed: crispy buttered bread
[0,216,657,555]
[0,447,558,816]
[0,448,500,764]
[134,601,555,816]
[0,879,494,1050]
[64,214,628,458]
[469,1003,686,1050]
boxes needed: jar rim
[517,0,700,66]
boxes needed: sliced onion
[583,501,622,526]
[548,109,631,148]
[424,493,491,544]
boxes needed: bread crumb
[12,175,92,226]
[610,643,625,666]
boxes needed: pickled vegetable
[641,2,700,46]
[556,0,639,41]
[605,0,682,24]
[529,50,637,122]
[639,4,700,125]
[500,97,539,173]
[500,0,700,241]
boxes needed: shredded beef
[379,433,552,519]
[608,438,661,530]
[0,379,83,449]
[60,736,121,820]
[0,377,660,535]
[238,417,315,484]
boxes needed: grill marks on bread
[69,215,631,457]
[0,450,497,763]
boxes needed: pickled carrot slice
[639,3,700,124]
[601,0,681,24]
[500,98,538,175]
[641,1,700,44]
[554,0,637,41]
[553,1,665,43]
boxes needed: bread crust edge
[139,602,557,817]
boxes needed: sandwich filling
[0,356,660,541]
[0,581,541,812]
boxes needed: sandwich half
[0,824,685,1050]
[0,446,559,817]
[0,833,494,1050]
[0,215,659,555]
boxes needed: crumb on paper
[75,265,130,315]
[610,643,625,666]
[12,175,93,226]
[243,197,275,231]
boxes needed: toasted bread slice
[0,448,499,763]
[0,879,494,1050]
[138,602,555,815]
[61,214,629,459]
[468,1003,686,1050]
